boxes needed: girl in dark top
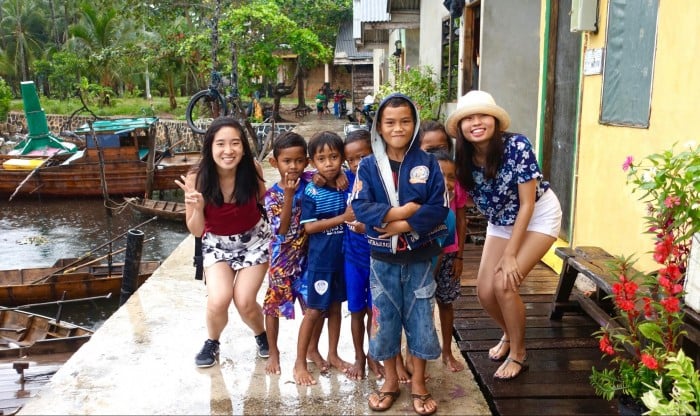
[176,117,271,368]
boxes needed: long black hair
[195,117,262,206]
[454,120,506,191]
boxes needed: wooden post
[119,229,144,306]
[144,125,156,198]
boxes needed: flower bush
[590,142,700,406]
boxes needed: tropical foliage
[0,0,350,111]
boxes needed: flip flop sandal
[494,355,529,381]
[368,390,400,412]
[488,338,510,361]
[411,392,437,416]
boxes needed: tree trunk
[167,76,177,109]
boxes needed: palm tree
[0,0,48,82]
[67,3,134,89]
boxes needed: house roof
[335,21,373,65]
[353,0,420,50]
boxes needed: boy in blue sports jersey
[352,93,449,415]
[294,131,353,386]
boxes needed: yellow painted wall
[574,1,700,271]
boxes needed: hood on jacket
[370,92,422,208]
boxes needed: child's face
[378,105,415,156]
[310,144,344,184]
[270,146,308,183]
[438,159,457,202]
[344,140,372,174]
[212,126,245,170]
[420,130,450,152]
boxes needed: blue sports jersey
[344,171,371,266]
[300,182,348,272]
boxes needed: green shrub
[0,77,12,122]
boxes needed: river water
[0,164,282,330]
[0,197,191,329]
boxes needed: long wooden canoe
[0,258,161,307]
[124,197,185,222]
[0,309,93,359]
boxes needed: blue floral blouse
[469,133,550,226]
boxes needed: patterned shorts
[435,252,461,304]
[202,218,271,270]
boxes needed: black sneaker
[195,339,220,367]
[255,332,269,358]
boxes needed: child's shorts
[306,269,347,311]
[345,259,372,313]
[368,259,440,361]
[486,189,562,239]
[202,218,271,270]
[263,273,307,319]
[435,252,460,304]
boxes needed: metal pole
[119,229,145,306]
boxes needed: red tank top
[204,197,261,235]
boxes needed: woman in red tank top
[175,117,272,368]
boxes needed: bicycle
[185,68,244,135]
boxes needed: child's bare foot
[396,356,412,383]
[328,353,352,373]
[293,361,317,385]
[442,353,465,372]
[265,352,282,375]
[306,351,329,372]
[405,358,431,382]
[368,357,385,379]
[346,357,366,380]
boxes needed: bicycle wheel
[185,90,227,135]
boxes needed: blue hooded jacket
[350,93,449,255]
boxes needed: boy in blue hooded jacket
[351,93,448,415]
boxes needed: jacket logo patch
[314,280,329,295]
[409,165,429,184]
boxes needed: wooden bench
[550,245,700,363]
[294,107,311,118]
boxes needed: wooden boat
[124,197,185,222]
[0,258,161,307]
[0,308,93,359]
[0,118,200,198]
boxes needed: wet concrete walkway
[19,234,490,415]
[19,113,491,415]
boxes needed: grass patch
[10,96,299,119]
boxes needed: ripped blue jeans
[368,258,440,361]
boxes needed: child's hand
[311,172,327,187]
[452,257,463,282]
[374,220,411,238]
[401,201,421,218]
[336,171,349,191]
[342,205,356,223]
[282,172,300,194]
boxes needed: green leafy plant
[590,142,700,404]
[0,77,12,122]
[378,58,446,121]
[641,349,700,415]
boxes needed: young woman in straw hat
[445,90,562,380]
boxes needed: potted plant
[589,141,700,414]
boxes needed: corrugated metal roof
[335,21,373,63]
[361,0,390,22]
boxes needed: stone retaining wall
[4,112,296,152]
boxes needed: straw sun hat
[445,90,511,137]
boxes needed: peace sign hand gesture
[175,174,205,211]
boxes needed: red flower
[622,156,634,171]
[641,353,659,370]
[599,334,615,355]
[664,195,681,208]
[643,297,653,318]
[661,296,681,313]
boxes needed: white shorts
[202,218,271,269]
[486,189,562,239]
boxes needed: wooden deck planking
[454,243,617,416]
